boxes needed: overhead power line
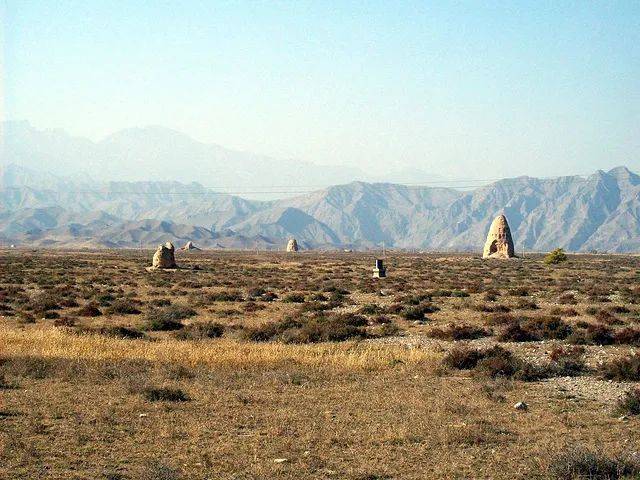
[0,173,599,196]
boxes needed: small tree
[544,248,568,265]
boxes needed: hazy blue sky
[2,1,639,179]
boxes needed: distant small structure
[483,214,516,259]
[373,258,386,278]
[10,244,15,248]
[181,241,201,251]
[286,238,299,252]
[151,242,177,269]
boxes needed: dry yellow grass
[0,324,438,371]
[3,250,640,479]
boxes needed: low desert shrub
[547,446,640,480]
[377,322,401,337]
[75,303,102,317]
[600,355,640,381]
[401,303,439,321]
[282,292,306,303]
[241,314,368,343]
[443,345,547,381]
[615,389,640,416]
[515,299,539,310]
[498,322,537,342]
[442,346,485,370]
[428,324,489,341]
[609,305,631,314]
[261,291,278,302]
[243,301,265,312]
[359,304,383,315]
[207,290,244,302]
[549,307,579,317]
[522,316,572,340]
[473,303,511,313]
[144,305,196,331]
[287,314,368,343]
[483,313,516,326]
[174,321,224,340]
[97,326,145,339]
[53,317,76,328]
[614,327,640,346]
[568,324,615,345]
[547,346,587,376]
[474,346,529,380]
[96,293,115,306]
[142,387,189,402]
[497,316,573,342]
[28,293,60,312]
[585,306,599,316]
[597,311,625,326]
[299,301,334,313]
[558,293,577,305]
[106,299,142,315]
[149,298,171,307]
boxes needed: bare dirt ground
[1,249,640,479]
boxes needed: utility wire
[0,173,602,196]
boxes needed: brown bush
[600,355,640,381]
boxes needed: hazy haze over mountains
[2,121,446,199]
[2,152,640,252]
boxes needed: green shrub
[544,248,568,265]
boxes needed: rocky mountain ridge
[2,164,639,252]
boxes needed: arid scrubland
[2,249,640,479]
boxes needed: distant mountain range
[2,163,640,252]
[1,121,442,199]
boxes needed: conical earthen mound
[483,214,515,259]
[152,241,178,268]
[181,241,201,251]
[286,238,299,252]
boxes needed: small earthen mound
[181,241,201,251]
[286,238,299,252]
[483,214,515,259]
[152,242,177,269]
